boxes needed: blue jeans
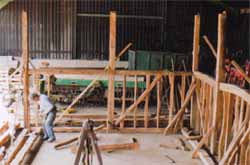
[43,110,56,140]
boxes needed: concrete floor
[32,133,202,165]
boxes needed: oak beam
[21,10,30,130]
[107,11,116,130]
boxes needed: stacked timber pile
[1,127,42,165]
[0,121,21,162]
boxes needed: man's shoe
[47,138,56,143]
[42,136,49,141]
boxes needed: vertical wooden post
[133,75,138,128]
[107,11,116,130]
[156,78,162,128]
[210,13,226,154]
[190,15,200,132]
[120,75,126,128]
[22,11,30,130]
[180,75,186,129]
[192,15,200,72]
[144,75,150,128]
[169,74,175,123]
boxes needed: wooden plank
[210,13,226,154]
[54,137,78,150]
[164,82,197,135]
[107,11,117,130]
[192,126,214,158]
[98,141,139,152]
[120,75,126,128]
[115,74,162,126]
[144,75,150,128]
[21,10,30,130]
[4,129,28,165]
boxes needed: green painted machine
[48,78,146,106]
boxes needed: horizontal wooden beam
[77,13,164,20]
[30,68,192,76]
[219,83,250,104]
[52,127,165,133]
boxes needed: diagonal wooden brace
[164,82,197,135]
[114,74,162,126]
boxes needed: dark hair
[31,93,39,100]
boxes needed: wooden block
[0,121,9,135]
[0,131,10,146]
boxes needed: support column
[211,13,226,154]
[21,11,30,130]
[107,11,116,129]
[191,15,200,132]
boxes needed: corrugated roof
[0,0,13,10]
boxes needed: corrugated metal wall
[0,0,76,59]
[0,0,248,60]
[76,1,166,60]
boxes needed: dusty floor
[32,133,202,165]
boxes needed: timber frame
[19,10,250,164]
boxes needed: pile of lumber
[0,121,20,161]
[0,124,41,165]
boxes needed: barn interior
[0,0,249,165]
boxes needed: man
[31,93,57,142]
